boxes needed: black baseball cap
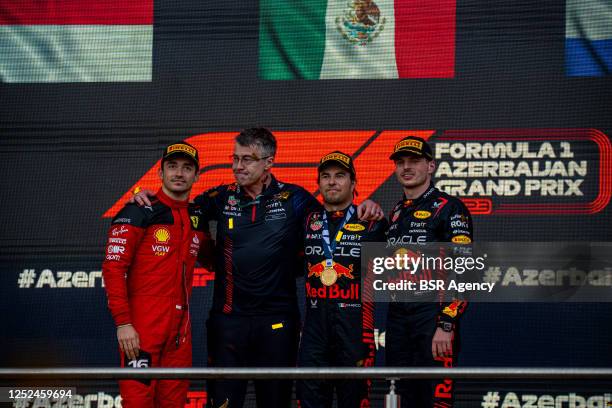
[162,141,200,169]
[389,136,433,160]
[318,151,356,176]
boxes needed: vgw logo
[104,129,611,218]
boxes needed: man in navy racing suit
[385,136,473,408]
[297,151,388,408]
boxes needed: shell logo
[154,227,171,243]
[344,223,365,232]
[451,235,472,244]
[413,210,431,219]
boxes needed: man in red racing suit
[102,142,211,408]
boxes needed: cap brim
[389,149,426,160]
[163,152,199,167]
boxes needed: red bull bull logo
[442,300,466,319]
[306,261,359,299]
[308,261,355,280]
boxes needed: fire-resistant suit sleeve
[102,204,147,327]
[438,199,473,324]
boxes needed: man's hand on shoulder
[357,199,384,221]
[129,189,155,207]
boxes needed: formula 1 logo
[433,129,611,215]
[104,129,611,217]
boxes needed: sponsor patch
[451,235,472,244]
[344,223,365,232]
[413,210,431,219]
[321,152,351,165]
[391,210,400,222]
[112,226,128,236]
[442,304,459,318]
[154,227,171,243]
[305,282,360,300]
[167,143,196,158]
[107,245,125,255]
[152,244,170,256]
[310,220,323,231]
[275,191,291,200]
[396,139,423,151]
[190,216,199,228]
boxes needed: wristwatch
[437,321,454,332]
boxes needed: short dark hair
[235,127,277,158]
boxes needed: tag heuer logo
[310,220,323,231]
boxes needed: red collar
[156,188,189,208]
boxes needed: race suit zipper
[176,210,186,348]
[182,262,190,345]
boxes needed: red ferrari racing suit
[102,189,209,408]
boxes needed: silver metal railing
[2,368,610,408]
[1,367,611,380]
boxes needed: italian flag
[0,0,153,83]
[260,0,455,79]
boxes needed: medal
[321,266,338,286]
[320,206,354,287]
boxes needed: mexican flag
[0,0,153,83]
[259,0,455,79]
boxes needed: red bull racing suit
[102,189,210,408]
[193,176,319,408]
[297,205,387,408]
[385,184,473,408]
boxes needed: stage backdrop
[1,0,611,407]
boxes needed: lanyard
[321,206,355,267]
